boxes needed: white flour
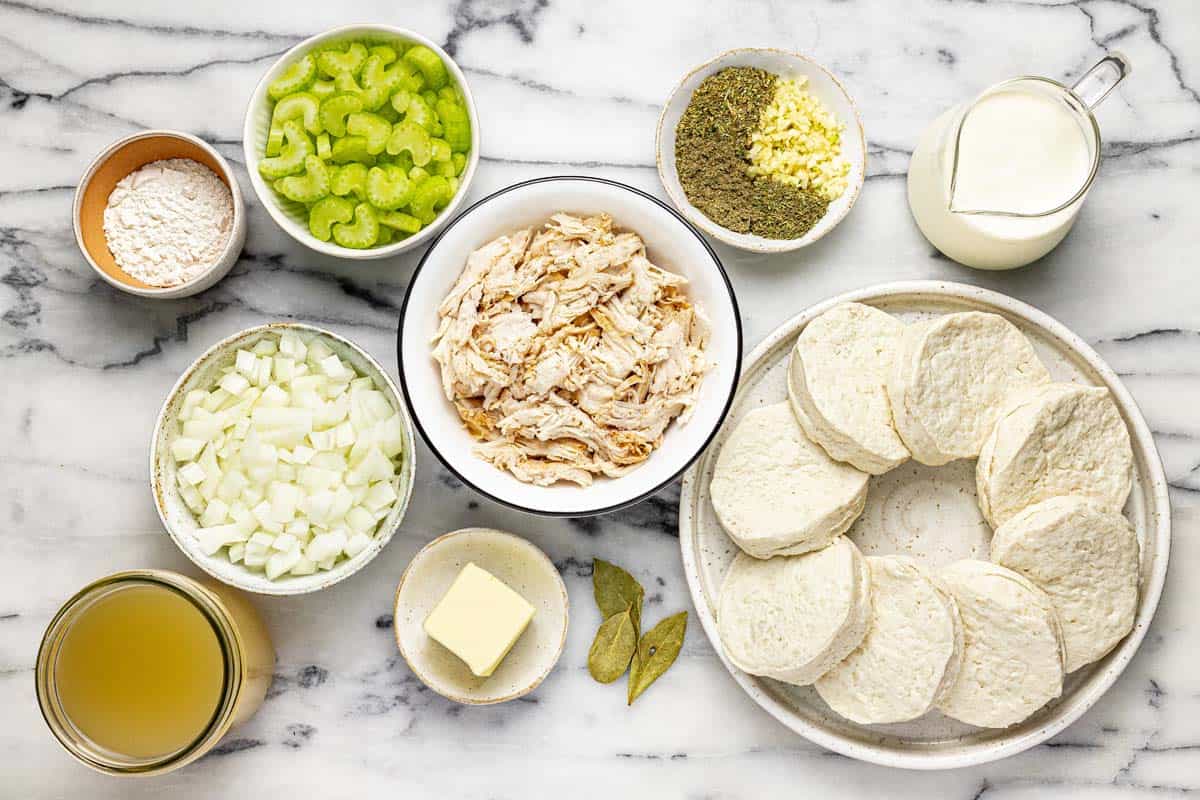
[102,158,234,287]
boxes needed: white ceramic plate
[656,48,866,253]
[398,176,742,516]
[242,24,481,259]
[679,281,1170,769]
[393,528,569,704]
[151,323,416,595]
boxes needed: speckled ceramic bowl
[656,48,866,253]
[151,322,416,596]
[393,528,569,705]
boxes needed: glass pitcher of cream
[907,54,1130,270]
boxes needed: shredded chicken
[431,213,712,486]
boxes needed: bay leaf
[588,608,637,683]
[593,559,645,628]
[627,611,688,705]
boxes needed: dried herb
[593,559,644,629]
[627,611,688,705]
[587,608,638,683]
[674,66,828,240]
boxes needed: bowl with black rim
[397,176,741,516]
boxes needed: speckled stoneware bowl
[242,24,481,259]
[74,129,247,298]
[151,322,416,596]
[656,48,866,253]
[394,528,569,705]
[679,281,1171,769]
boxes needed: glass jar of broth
[35,569,274,776]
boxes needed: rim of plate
[655,47,867,253]
[396,175,742,517]
[678,279,1171,769]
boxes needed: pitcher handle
[1071,52,1131,109]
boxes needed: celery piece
[436,98,471,152]
[266,122,285,157]
[402,45,448,90]
[421,90,438,109]
[437,85,460,103]
[404,94,436,132]
[330,136,376,166]
[369,45,398,66]
[429,138,452,164]
[319,93,363,138]
[271,92,323,135]
[409,175,451,223]
[390,89,413,116]
[376,224,395,245]
[330,163,368,199]
[346,112,391,155]
[386,121,432,166]
[316,133,332,160]
[430,121,445,138]
[334,70,364,94]
[258,120,312,180]
[390,151,415,173]
[447,176,460,195]
[408,165,431,184]
[378,210,422,234]
[332,203,379,249]
[311,79,337,100]
[308,196,355,241]
[274,155,330,204]
[268,53,316,100]
[435,159,457,178]
[365,165,413,211]
[317,42,368,78]
[451,152,467,176]
[378,102,400,123]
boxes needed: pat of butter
[423,562,535,678]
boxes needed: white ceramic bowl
[656,48,866,253]
[393,528,569,704]
[398,176,742,516]
[679,281,1171,769]
[242,24,481,259]
[151,322,416,595]
[74,129,247,298]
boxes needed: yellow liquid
[53,583,226,760]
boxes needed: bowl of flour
[75,130,247,298]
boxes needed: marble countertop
[2,0,1197,797]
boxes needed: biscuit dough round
[991,496,1139,673]
[935,560,1065,728]
[977,383,1133,528]
[718,537,872,686]
[710,402,869,559]
[815,556,963,724]
[886,312,1050,466]
[787,302,910,474]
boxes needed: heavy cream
[907,80,1097,270]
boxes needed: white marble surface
[1,0,1197,796]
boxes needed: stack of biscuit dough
[713,303,1138,728]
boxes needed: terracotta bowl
[74,130,247,298]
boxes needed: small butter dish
[394,528,568,705]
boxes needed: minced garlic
[746,76,850,202]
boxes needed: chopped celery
[421,90,438,109]
[331,163,368,199]
[429,138,452,164]
[316,133,332,160]
[390,89,413,116]
[403,45,447,90]
[332,203,379,249]
[310,79,337,100]
[378,210,422,234]
[451,152,466,176]
[407,165,431,184]
[386,121,432,166]
[404,94,436,131]
[346,112,391,154]
[319,93,363,138]
[258,120,312,180]
[317,43,368,78]
[274,155,330,204]
[308,196,355,241]
[266,123,285,157]
[272,92,323,135]
[409,175,451,223]
[369,45,398,65]
[436,98,471,152]
[330,136,376,165]
[268,53,316,100]
[365,165,413,210]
